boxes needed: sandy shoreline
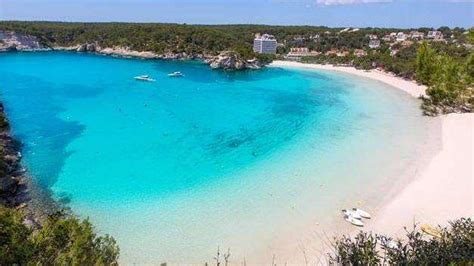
[271,60,473,238]
[270,60,427,98]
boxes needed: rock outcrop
[52,45,81,51]
[421,96,473,116]
[206,51,262,70]
[0,103,28,208]
[100,46,158,59]
[206,51,247,70]
[0,31,45,51]
[77,43,99,52]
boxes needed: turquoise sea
[0,52,437,264]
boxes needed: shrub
[328,218,474,265]
[0,207,120,265]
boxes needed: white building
[289,47,309,54]
[410,31,425,40]
[286,47,321,60]
[427,31,444,40]
[253,34,277,54]
[396,32,407,42]
[369,39,381,49]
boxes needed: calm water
[0,52,436,264]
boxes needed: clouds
[316,0,393,5]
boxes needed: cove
[0,52,437,264]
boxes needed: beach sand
[270,60,427,98]
[270,60,473,240]
[365,113,473,235]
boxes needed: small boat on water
[342,209,362,220]
[352,208,371,219]
[344,214,364,227]
[134,75,155,82]
[168,71,184,77]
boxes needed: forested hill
[0,21,469,58]
[0,21,329,56]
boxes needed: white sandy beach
[271,60,427,98]
[367,113,473,235]
[271,60,473,238]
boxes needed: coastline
[365,113,473,235]
[270,60,427,98]
[1,47,263,70]
[1,52,471,263]
[0,102,45,227]
[0,102,59,227]
[270,60,473,238]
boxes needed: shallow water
[0,52,436,264]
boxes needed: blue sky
[0,0,472,28]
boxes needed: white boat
[134,75,155,82]
[344,214,364,227]
[352,208,371,219]
[168,71,184,77]
[342,209,362,220]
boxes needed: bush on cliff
[0,207,119,265]
[417,42,473,115]
[328,218,474,265]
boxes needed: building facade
[253,34,277,54]
[410,31,425,40]
[427,31,444,40]
[369,39,381,49]
[396,32,407,42]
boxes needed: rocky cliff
[205,51,262,70]
[0,31,45,51]
[0,103,28,208]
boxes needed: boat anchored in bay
[134,75,155,82]
[168,71,184,77]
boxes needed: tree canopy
[418,42,473,115]
[0,207,119,265]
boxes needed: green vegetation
[0,207,119,265]
[417,42,473,115]
[329,218,474,265]
[0,22,469,60]
[0,21,329,59]
[416,42,437,85]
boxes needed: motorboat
[352,208,371,219]
[344,214,364,227]
[342,209,362,220]
[168,71,184,77]
[134,75,155,82]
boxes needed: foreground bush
[329,218,474,265]
[0,207,119,265]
